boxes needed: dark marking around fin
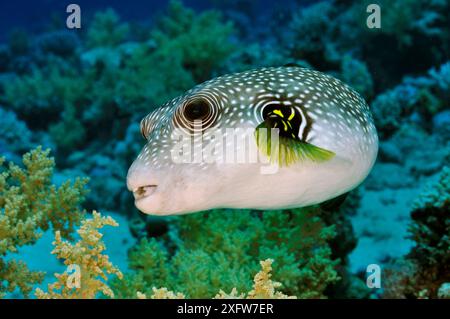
[320,192,349,212]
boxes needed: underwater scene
[0,0,449,301]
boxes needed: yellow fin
[255,122,335,166]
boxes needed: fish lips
[131,185,158,201]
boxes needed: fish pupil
[184,99,210,121]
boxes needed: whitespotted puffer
[127,66,378,215]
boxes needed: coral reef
[139,287,186,299]
[136,259,296,299]
[289,1,340,69]
[86,9,130,48]
[2,65,86,128]
[339,55,373,100]
[152,0,235,82]
[369,0,448,47]
[0,147,88,297]
[35,211,123,299]
[383,166,449,299]
[112,208,339,299]
[321,191,371,299]
[33,31,80,62]
[372,62,450,137]
[0,107,33,157]
[215,259,297,299]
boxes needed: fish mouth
[132,185,158,201]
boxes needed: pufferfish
[127,66,378,215]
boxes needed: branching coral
[384,166,450,298]
[369,0,447,46]
[86,9,130,48]
[371,85,416,138]
[35,211,123,299]
[110,41,195,110]
[112,208,339,299]
[34,31,80,59]
[216,259,296,299]
[0,147,88,297]
[136,259,295,299]
[152,0,235,82]
[287,0,449,90]
[372,61,450,137]
[409,166,449,268]
[1,65,87,127]
[137,287,185,300]
[49,104,87,152]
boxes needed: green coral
[152,0,235,82]
[0,147,88,297]
[112,208,339,299]
[110,41,195,109]
[137,259,296,299]
[48,104,86,152]
[2,65,86,122]
[86,9,130,48]
[374,0,446,46]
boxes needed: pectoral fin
[255,121,335,166]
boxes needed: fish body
[127,66,378,215]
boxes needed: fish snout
[126,161,159,201]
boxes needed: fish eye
[174,95,219,133]
[183,98,211,122]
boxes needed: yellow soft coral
[151,287,185,299]
[214,288,245,299]
[35,211,123,299]
[215,259,296,299]
[137,259,295,299]
[247,259,295,299]
[0,147,88,298]
[139,259,295,299]
[136,288,185,299]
